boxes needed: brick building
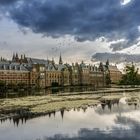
[0,53,111,88]
[108,65,122,84]
[0,62,30,86]
[46,62,62,87]
[80,61,90,85]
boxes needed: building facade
[71,63,81,86]
[108,65,122,84]
[0,53,122,88]
[80,62,90,85]
[0,62,30,87]
[45,64,62,87]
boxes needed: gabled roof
[27,57,51,66]
[46,63,57,71]
[108,65,119,71]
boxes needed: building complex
[0,53,122,88]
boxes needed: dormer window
[9,65,11,70]
[3,65,6,70]
[14,65,17,70]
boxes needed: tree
[106,59,109,67]
[119,64,140,85]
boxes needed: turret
[23,54,28,63]
[15,53,19,62]
[99,62,104,72]
[15,53,19,59]
[21,54,23,60]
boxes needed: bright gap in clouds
[121,0,131,5]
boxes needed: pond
[0,86,96,98]
[0,97,140,140]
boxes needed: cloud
[92,52,140,63]
[110,41,129,51]
[1,0,140,51]
[0,0,19,5]
[36,116,140,140]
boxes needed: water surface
[0,86,96,98]
[0,97,140,140]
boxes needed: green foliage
[119,64,140,85]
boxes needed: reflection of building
[0,53,122,88]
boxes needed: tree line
[119,63,140,85]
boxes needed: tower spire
[52,57,55,65]
[16,53,18,58]
[12,53,15,61]
[59,53,63,65]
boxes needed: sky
[0,0,140,63]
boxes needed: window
[40,73,45,76]
[40,66,45,71]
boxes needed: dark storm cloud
[3,0,140,50]
[0,0,19,5]
[92,52,140,63]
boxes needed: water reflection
[0,86,96,98]
[101,98,119,111]
[45,125,140,140]
[0,98,140,140]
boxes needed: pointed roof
[21,54,23,60]
[59,53,63,65]
[52,57,55,65]
[12,53,15,61]
[15,53,18,58]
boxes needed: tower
[59,53,63,65]
[99,62,104,72]
[12,53,15,62]
[23,54,28,63]
[21,54,23,60]
[52,57,55,65]
[15,53,18,59]
[15,53,19,62]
